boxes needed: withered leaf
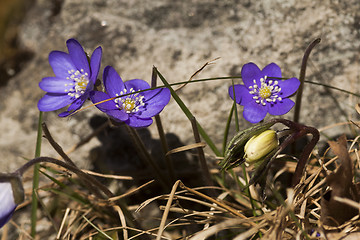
[321,135,359,226]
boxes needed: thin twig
[175,57,220,92]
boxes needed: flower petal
[228,85,242,104]
[90,46,102,82]
[268,98,295,116]
[39,77,72,93]
[242,101,268,123]
[241,62,262,87]
[49,51,76,78]
[37,93,73,112]
[229,84,254,105]
[58,97,86,117]
[262,63,282,79]
[66,39,90,74]
[125,116,153,128]
[0,182,17,229]
[90,91,117,111]
[124,79,150,91]
[103,66,125,97]
[90,91,129,121]
[277,77,300,97]
[124,79,162,100]
[104,109,129,122]
[136,88,170,118]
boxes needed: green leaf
[155,67,221,156]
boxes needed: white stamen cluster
[248,76,282,106]
[64,69,89,99]
[114,88,145,113]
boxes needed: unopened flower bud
[244,130,278,164]
[221,121,276,170]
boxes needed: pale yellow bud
[244,130,278,164]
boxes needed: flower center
[64,69,89,99]
[114,88,145,114]
[259,86,272,99]
[248,76,282,106]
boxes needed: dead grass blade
[156,180,181,240]
[109,180,155,202]
[165,142,206,156]
[81,170,133,180]
[113,205,128,240]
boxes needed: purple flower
[90,66,171,128]
[0,182,18,229]
[38,38,102,117]
[229,62,300,123]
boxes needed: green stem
[31,111,43,237]
[305,80,360,98]
[222,103,235,155]
[232,80,240,132]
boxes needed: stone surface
[0,0,359,173]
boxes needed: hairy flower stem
[293,38,321,123]
[269,119,319,186]
[191,117,214,189]
[152,66,175,182]
[42,122,105,198]
[125,125,170,191]
[42,123,76,167]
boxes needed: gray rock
[1,0,359,172]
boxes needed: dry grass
[2,129,360,240]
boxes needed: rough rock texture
[0,0,359,172]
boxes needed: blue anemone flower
[38,38,102,117]
[90,66,171,128]
[0,181,21,229]
[229,62,300,123]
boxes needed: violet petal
[241,62,262,88]
[125,116,153,128]
[268,98,295,115]
[0,182,17,229]
[90,46,102,83]
[49,51,76,78]
[277,77,300,97]
[262,63,282,79]
[39,77,73,93]
[136,88,170,118]
[37,93,73,112]
[66,39,90,75]
[242,101,268,123]
[103,66,125,97]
